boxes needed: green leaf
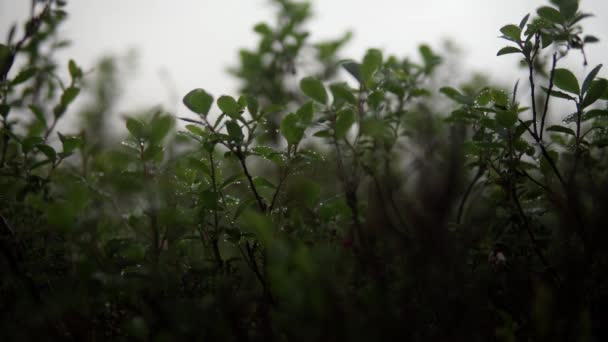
[237,95,248,108]
[251,146,285,166]
[496,110,518,127]
[126,118,145,139]
[253,176,276,189]
[330,83,357,105]
[553,68,580,94]
[491,89,509,107]
[440,87,471,104]
[335,108,356,139]
[583,79,608,108]
[199,190,219,210]
[36,144,56,161]
[500,24,521,41]
[419,44,440,71]
[185,124,205,136]
[368,91,385,109]
[183,88,213,116]
[440,87,461,100]
[217,95,242,118]
[542,86,576,100]
[225,120,243,142]
[541,33,555,48]
[246,95,259,117]
[280,112,305,145]
[585,109,608,120]
[253,22,273,36]
[220,173,244,190]
[60,86,80,107]
[21,136,43,153]
[537,6,564,23]
[584,35,599,44]
[582,64,602,94]
[59,133,84,153]
[10,67,37,86]
[546,125,575,136]
[361,49,383,86]
[497,46,521,56]
[551,0,578,19]
[149,115,173,144]
[142,145,163,161]
[300,77,328,104]
[341,60,361,83]
[519,13,530,29]
[29,105,46,127]
[313,129,332,138]
[261,104,285,115]
[296,101,314,124]
[68,59,82,79]
[476,89,493,105]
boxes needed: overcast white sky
[1,0,607,115]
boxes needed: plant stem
[540,53,558,141]
[456,166,484,225]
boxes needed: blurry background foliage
[2,0,608,341]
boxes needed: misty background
[1,0,607,118]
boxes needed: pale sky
[1,0,607,115]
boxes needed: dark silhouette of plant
[1,0,608,340]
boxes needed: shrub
[1,0,608,340]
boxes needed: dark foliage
[2,0,608,340]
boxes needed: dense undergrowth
[2,0,608,340]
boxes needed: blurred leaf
[246,95,259,117]
[60,86,80,107]
[59,133,84,153]
[542,86,575,100]
[330,83,357,105]
[496,110,518,127]
[149,115,174,144]
[226,120,243,142]
[185,124,205,136]
[126,118,145,139]
[10,67,37,86]
[281,112,305,145]
[361,48,382,86]
[368,91,384,109]
[300,77,328,104]
[550,0,578,19]
[200,190,219,210]
[341,60,361,83]
[29,105,47,127]
[252,146,285,166]
[142,145,163,161]
[584,109,608,120]
[335,108,356,139]
[183,88,214,116]
[519,13,530,29]
[36,144,56,161]
[68,59,82,79]
[253,176,276,189]
[253,22,273,36]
